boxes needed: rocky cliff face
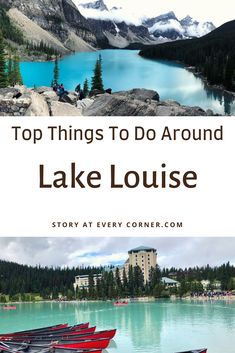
[0,0,97,51]
[88,19,154,48]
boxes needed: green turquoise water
[20,50,235,115]
[0,300,234,353]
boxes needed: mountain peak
[80,0,108,11]
[155,11,178,21]
[180,15,197,26]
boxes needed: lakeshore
[2,294,235,306]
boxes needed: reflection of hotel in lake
[74,302,164,349]
[73,245,157,291]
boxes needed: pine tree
[0,30,8,88]
[115,268,122,297]
[91,56,104,92]
[53,56,59,86]
[122,267,128,296]
[83,78,89,97]
[224,55,234,90]
[88,274,95,299]
[12,53,23,86]
[7,53,13,86]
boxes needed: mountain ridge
[74,1,216,46]
[0,0,97,53]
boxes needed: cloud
[0,237,234,269]
[72,0,235,26]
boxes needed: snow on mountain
[148,19,184,36]
[145,12,216,40]
[73,1,216,39]
[72,0,141,25]
[181,17,216,37]
[80,0,108,11]
[71,1,216,46]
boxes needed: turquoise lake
[1,300,235,353]
[20,50,235,115]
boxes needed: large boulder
[84,90,211,116]
[116,88,160,102]
[76,98,94,111]
[67,92,79,104]
[50,101,82,116]
[33,86,52,94]
[42,90,58,101]
[84,93,160,116]
[25,92,50,116]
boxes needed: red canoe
[175,349,207,353]
[61,329,116,341]
[55,338,110,350]
[0,328,116,343]
[0,327,97,341]
[114,301,128,306]
[0,323,90,338]
[3,306,17,310]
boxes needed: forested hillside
[0,4,24,44]
[0,259,234,301]
[0,260,102,299]
[139,20,235,91]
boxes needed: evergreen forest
[0,259,234,302]
[139,20,235,91]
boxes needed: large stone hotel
[74,245,157,291]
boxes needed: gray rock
[206,109,214,116]
[116,88,160,102]
[0,87,22,100]
[11,105,20,112]
[42,91,58,101]
[33,86,53,94]
[59,94,74,104]
[25,92,50,116]
[67,92,79,104]
[76,98,94,111]
[50,101,82,116]
[84,93,160,116]
[84,89,211,116]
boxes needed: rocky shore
[0,86,216,116]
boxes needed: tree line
[0,31,22,88]
[139,20,235,91]
[0,258,234,302]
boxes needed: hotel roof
[128,245,156,253]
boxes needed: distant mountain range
[143,11,215,40]
[0,0,216,53]
[74,0,216,47]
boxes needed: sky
[72,0,235,26]
[0,237,234,269]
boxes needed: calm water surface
[20,50,235,115]
[1,300,234,353]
